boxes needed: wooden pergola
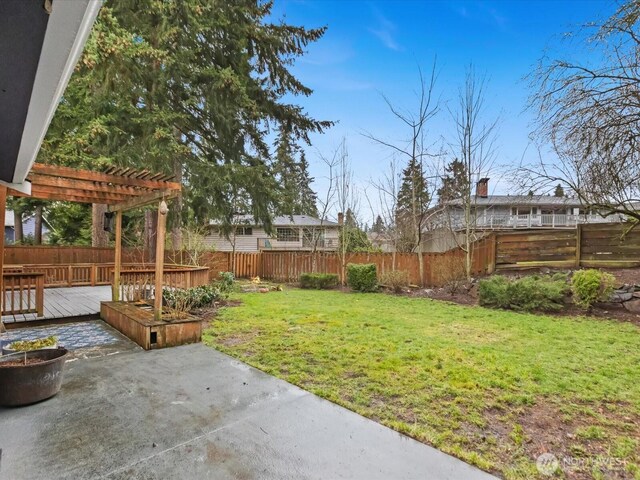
[0,163,181,321]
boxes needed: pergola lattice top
[8,163,181,211]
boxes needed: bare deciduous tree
[334,139,361,284]
[449,66,498,280]
[309,144,341,272]
[526,1,640,224]
[364,61,442,285]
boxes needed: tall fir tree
[372,215,385,234]
[38,0,331,243]
[273,131,319,217]
[554,184,565,197]
[437,158,468,203]
[395,158,430,252]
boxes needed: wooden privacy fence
[258,235,496,286]
[5,246,118,264]
[494,223,640,270]
[164,251,262,280]
[8,223,638,290]
[2,272,44,316]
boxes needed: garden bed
[400,268,640,327]
[100,301,202,350]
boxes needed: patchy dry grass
[203,289,640,479]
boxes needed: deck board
[2,286,112,324]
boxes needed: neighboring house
[367,231,395,252]
[206,215,340,252]
[4,210,50,244]
[436,178,626,230]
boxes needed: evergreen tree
[554,184,565,197]
[372,215,385,234]
[338,211,374,252]
[395,158,430,252]
[437,158,468,203]
[273,132,318,217]
[38,0,332,243]
[296,154,319,216]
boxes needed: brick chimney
[476,178,489,198]
[337,212,344,225]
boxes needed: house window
[276,227,299,242]
[235,226,253,236]
[511,207,532,216]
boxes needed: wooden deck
[2,286,111,324]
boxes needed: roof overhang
[0,0,102,188]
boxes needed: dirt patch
[191,298,243,322]
[516,401,638,479]
[218,331,258,347]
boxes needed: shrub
[379,270,409,293]
[217,271,235,295]
[478,275,510,309]
[479,274,568,312]
[163,284,222,311]
[300,273,339,290]
[346,263,378,292]
[571,269,616,309]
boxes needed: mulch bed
[383,267,640,327]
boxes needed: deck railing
[2,272,44,317]
[119,267,210,302]
[447,213,625,230]
[257,237,337,250]
[3,263,210,290]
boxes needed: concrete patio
[0,342,496,480]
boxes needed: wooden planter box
[100,301,202,350]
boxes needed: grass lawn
[203,289,640,479]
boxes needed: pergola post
[154,200,168,321]
[112,210,122,301]
[0,186,5,331]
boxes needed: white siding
[204,228,265,252]
[204,226,340,252]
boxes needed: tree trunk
[14,210,23,244]
[417,246,424,287]
[91,204,109,247]
[144,210,158,262]
[34,205,43,245]
[171,155,183,250]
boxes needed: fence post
[68,265,73,287]
[36,275,44,317]
[575,224,582,268]
[488,233,497,274]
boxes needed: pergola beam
[31,163,180,191]
[28,173,142,196]
[108,189,179,212]
[9,185,131,204]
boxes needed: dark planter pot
[0,348,69,407]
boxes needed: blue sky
[270,0,613,222]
